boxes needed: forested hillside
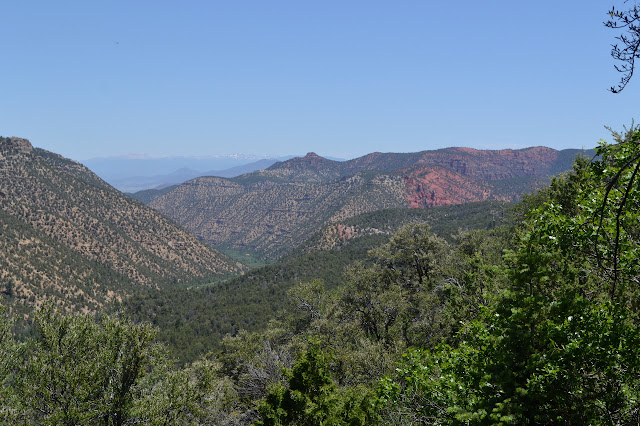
[122,200,509,364]
[150,172,410,259]
[2,0,639,422]
[1,128,639,424]
[0,137,243,313]
[149,147,590,260]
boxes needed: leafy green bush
[377,127,640,424]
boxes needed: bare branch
[606,2,640,92]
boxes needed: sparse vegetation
[0,137,242,313]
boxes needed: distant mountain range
[84,155,297,192]
[83,154,276,178]
[147,146,594,260]
[0,137,243,313]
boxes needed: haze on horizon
[1,1,637,163]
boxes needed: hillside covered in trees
[2,0,640,422]
[148,147,590,260]
[0,137,243,315]
[1,126,639,424]
[122,200,510,364]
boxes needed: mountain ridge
[149,146,592,260]
[267,146,568,181]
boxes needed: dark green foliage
[225,222,512,424]
[2,137,623,424]
[256,342,381,426]
[1,303,243,424]
[378,127,640,424]
[341,224,449,347]
[381,299,640,424]
[339,222,511,354]
[11,303,160,425]
[123,201,508,364]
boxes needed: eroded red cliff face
[403,167,503,208]
[401,147,558,207]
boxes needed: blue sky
[1,1,637,161]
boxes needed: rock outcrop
[1,136,34,154]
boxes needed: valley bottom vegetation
[1,127,640,424]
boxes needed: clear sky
[1,1,638,161]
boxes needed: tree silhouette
[606,1,640,92]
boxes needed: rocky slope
[150,172,408,259]
[297,200,510,253]
[149,146,592,260]
[0,137,243,313]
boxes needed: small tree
[342,224,450,348]
[257,342,380,425]
[13,303,162,425]
[133,353,240,425]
